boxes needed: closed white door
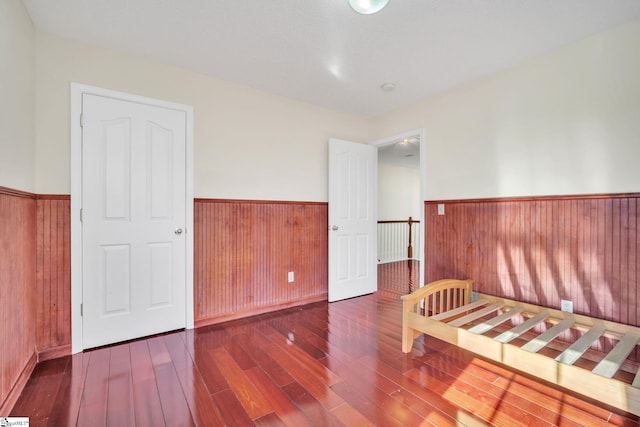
[81,94,187,349]
[328,138,377,302]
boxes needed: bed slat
[430,299,489,321]
[468,307,524,335]
[592,333,640,378]
[447,303,505,327]
[633,368,640,388]
[521,317,575,353]
[494,311,549,344]
[555,324,606,365]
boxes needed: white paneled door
[81,94,187,349]
[328,138,377,302]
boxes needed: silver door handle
[174,227,183,235]
[331,225,339,231]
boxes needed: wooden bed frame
[401,279,640,417]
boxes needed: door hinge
[80,303,83,317]
[80,208,83,222]
[80,113,84,128]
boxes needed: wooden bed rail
[401,279,640,417]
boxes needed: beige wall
[35,32,369,200]
[0,0,35,192]
[25,17,640,201]
[371,19,640,200]
[378,164,420,221]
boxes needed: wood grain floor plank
[253,412,287,427]
[225,333,260,370]
[436,347,621,427]
[147,336,196,427]
[245,366,314,427]
[76,348,110,427]
[9,262,639,426]
[266,331,341,386]
[241,330,296,387]
[210,346,273,419]
[385,388,458,427]
[404,364,551,426]
[427,350,586,427]
[192,324,233,350]
[267,315,327,360]
[359,354,489,426]
[46,353,90,427]
[129,340,166,427]
[330,402,377,427]
[319,339,409,397]
[331,380,408,427]
[192,344,230,394]
[451,349,633,425]
[106,344,135,427]
[326,354,430,427]
[211,388,255,427]
[281,381,345,427]
[164,333,225,426]
[249,331,346,410]
[9,357,68,422]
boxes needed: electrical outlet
[437,204,445,215]
[288,271,294,283]
[560,299,573,313]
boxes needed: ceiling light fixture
[349,0,390,15]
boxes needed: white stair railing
[377,217,420,263]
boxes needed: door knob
[174,227,183,235]
[331,225,339,231]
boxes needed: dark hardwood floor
[378,260,420,296]
[10,262,640,426]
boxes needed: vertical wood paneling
[6,195,328,361]
[194,199,328,326]
[0,188,37,412]
[424,194,640,327]
[630,198,638,328]
[36,196,71,358]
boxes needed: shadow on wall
[423,194,639,359]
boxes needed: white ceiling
[22,0,640,118]
[378,136,421,169]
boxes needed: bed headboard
[401,278,473,317]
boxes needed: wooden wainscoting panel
[0,188,37,412]
[35,195,71,358]
[424,194,639,344]
[194,199,328,326]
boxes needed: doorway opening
[371,129,425,296]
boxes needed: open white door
[328,138,377,302]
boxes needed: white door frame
[370,128,426,289]
[70,83,194,354]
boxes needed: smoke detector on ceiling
[380,83,396,92]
